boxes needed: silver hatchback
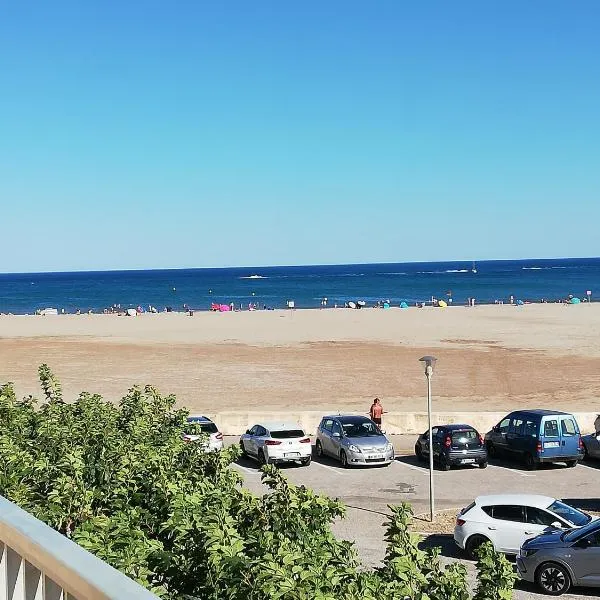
[517,518,600,595]
[315,415,394,467]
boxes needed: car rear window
[270,430,305,439]
[185,422,218,434]
[451,430,478,443]
[561,418,577,436]
[544,419,559,437]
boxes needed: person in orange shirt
[369,397,384,427]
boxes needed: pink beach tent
[219,304,231,312]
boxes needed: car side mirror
[332,432,341,438]
[551,521,563,529]
[492,425,499,433]
[246,429,252,435]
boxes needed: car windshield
[270,430,305,439]
[185,421,218,435]
[563,518,600,543]
[548,500,591,527]
[341,420,382,438]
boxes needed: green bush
[0,366,516,599]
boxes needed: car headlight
[520,548,538,558]
[348,444,361,453]
[386,443,394,452]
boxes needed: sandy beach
[1,304,600,415]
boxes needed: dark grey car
[517,518,600,595]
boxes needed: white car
[240,422,312,466]
[183,416,224,452]
[454,494,594,558]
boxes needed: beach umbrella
[348,301,357,309]
[570,297,581,304]
[438,300,447,308]
[383,302,390,309]
[516,300,524,306]
[400,302,408,309]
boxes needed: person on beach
[370,398,384,426]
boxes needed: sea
[0,257,599,315]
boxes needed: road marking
[487,464,535,477]
[311,461,344,474]
[391,460,429,473]
[232,463,260,475]
[576,463,599,471]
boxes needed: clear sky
[1,1,599,272]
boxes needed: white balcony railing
[0,495,160,599]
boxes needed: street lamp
[419,355,437,522]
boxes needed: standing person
[370,398,384,427]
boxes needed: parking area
[225,435,600,600]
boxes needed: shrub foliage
[0,366,516,599]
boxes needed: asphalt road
[226,435,600,600]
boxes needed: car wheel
[486,442,497,458]
[316,440,323,458]
[301,456,311,467]
[415,445,425,462]
[258,450,267,466]
[239,441,247,458]
[524,452,538,470]
[535,562,572,596]
[479,461,488,469]
[438,456,450,471]
[465,535,490,560]
[566,459,578,468]
[340,450,349,468]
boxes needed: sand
[1,304,600,414]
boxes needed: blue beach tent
[399,302,409,309]
[570,297,581,304]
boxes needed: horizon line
[1,255,599,277]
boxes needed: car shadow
[581,457,600,470]
[515,579,600,597]
[417,534,462,558]
[395,454,483,473]
[234,454,309,472]
[487,456,577,473]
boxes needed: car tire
[524,452,538,470]
[478,461,488,469]
[415,445,425,462]
[438,456,450,471]
[535,562,572,596]
[316,440,324,458]
[239,441,248,458]
[465,534,490,560]
[301,456,311,467]
[340,450,349,468]
[486,442,497,458]
[566,459,578,468]
[258,450,267,466]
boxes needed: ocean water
[0,257,599,314]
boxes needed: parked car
[315,415,394,467]
[517,516,600,595]
[454,494,593,559]
[582,415,600,460]
[183,415,224,452]
[485,410,584,470]
[240,422,312,466]
[414,424,487,470]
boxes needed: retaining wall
[212,411,599,436]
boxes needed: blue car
[485,410,584,470]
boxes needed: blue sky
[1,1,599,272]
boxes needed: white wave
[445,269,469,273]
[522,267,543,270]
[239,275,266,279]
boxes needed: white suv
[454,494,593,558]
[240,422,312,466]
[183,416,224,452]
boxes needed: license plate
[368,454,384,460]
[461,458,476,464]
[284,452,300,457]
[545,441,560,448]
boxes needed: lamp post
[419,355,437,522]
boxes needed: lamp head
[419,355,437,375]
